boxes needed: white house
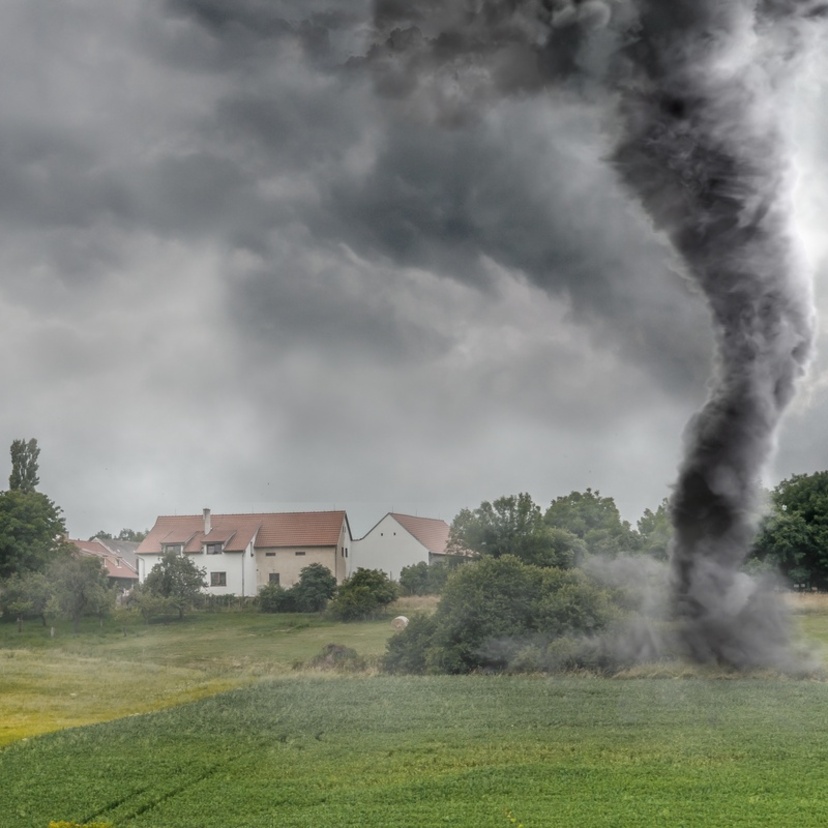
[136,509,351,597]
[350,513,452,581]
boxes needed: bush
[384,613,439,673]
[328,568,398,621]
[292,563,337,612]
[398,560,458,596]
[130,587,178,624]
[383,556,622,674]
[258,583,298,613]
[259,564,338,613]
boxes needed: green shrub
[292,563,337,612]
[259,564,338,613]
[258,583,297,613]
[398,560,457,596]
[384,613,439,673]
[384,556,622,674]
[328,569,398,621]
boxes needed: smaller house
[69,538,140,591]
[350,513,453,581]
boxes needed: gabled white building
[350,513,452,581]
[136,509,351,597]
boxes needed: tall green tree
[545,489,639,557]
[448,493,582,568]
[0,489,69,579]
[0,439,68,578]
[9,438,40,493]
[751,471,828,589]
[142,551,206,619]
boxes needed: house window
[210,572,227,587]
[295,551,306,556]
[269,573,280,585]
[163,543,183,555]
[265,552,276,557]
[205,543,223,555]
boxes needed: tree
[0,489,69,579]
[49,556,114,632]
[90,528,148,543]
[545,489,639,557]
[0,569,53,626]
[384,556,621,674]
[259,564,338,613]
[328,568,399,621]
[751,471,828,589]
[399,561,431,596]
[447,493,582,568]
[292,563,338,612]
[398,560,462,596]
[9,438,40,493]
[143,551,206,619]
[637,498,673,560]
[117,528,147,543]
[258,582,297,613]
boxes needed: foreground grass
[0,608,397,746]
[4,675,828,828]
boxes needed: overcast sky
[2,0,828,540]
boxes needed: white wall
[350,514,429,581]
[137,545,259,597]
[202,544,258,597]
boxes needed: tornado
[369,0,826,668]
[612,0,824,667]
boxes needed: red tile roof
[390,514,450,555]
[70,538,139,581]
[137,511,349,555]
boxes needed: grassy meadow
[1,594,828,827]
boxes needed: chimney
[203,508,211,535]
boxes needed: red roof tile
[70,538,139,581]
[390,514,451,554]
[137,511,348,555]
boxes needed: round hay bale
[391,615,409,631]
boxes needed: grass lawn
[4,675,828,827]
[0,606,399,746]
[1,594,827,827]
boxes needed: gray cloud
[0,0,824,544]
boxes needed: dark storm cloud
[0,0,824,547]
[0,0,701,400]
[152,0,714,398]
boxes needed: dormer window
[163,543,183,555]
[205,542,224,555]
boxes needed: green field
[2,598,828,827]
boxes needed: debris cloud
[368,0,826,669]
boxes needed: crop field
[1,597,827,828]
[0,607,397,746]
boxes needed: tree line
[3,435,828,638]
